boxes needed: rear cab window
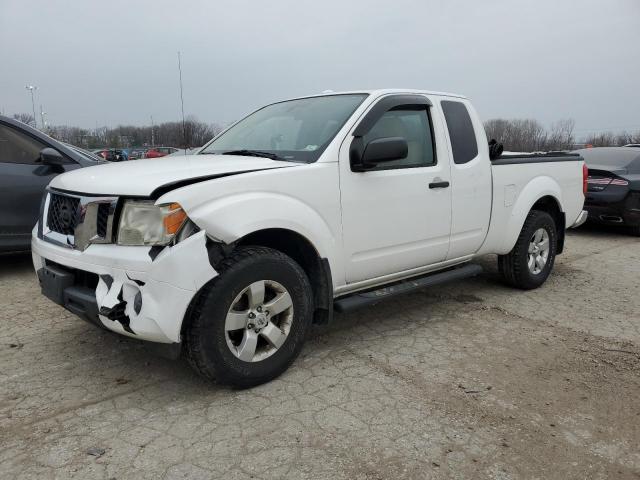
[441,100,478,164]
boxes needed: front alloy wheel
[225,280,294,362]
[184,246,313,387]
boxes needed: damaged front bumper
[32,230,217,344]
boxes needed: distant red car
[144,147,179,158]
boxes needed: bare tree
[485,118,575,152]
[13,113,36,128]
[42,117,222,149]
[547,119,575,151]
[583,132,618,147]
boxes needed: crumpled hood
[50,154,298,196]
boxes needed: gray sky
[1,0,639,138]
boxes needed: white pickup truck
[32,89,587,386]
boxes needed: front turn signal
[163,203,188,235]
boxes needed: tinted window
[0,124,47,165]
[441,101,478,164]
[201,94,368,163]
[362,108,436,169]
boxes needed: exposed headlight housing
[117,201,189,246]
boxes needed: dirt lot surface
[1,226,639,480]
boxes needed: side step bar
[334,264,483,314]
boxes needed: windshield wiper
[222,149,287,161]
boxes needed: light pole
[40,105,47,131]
[25,85,38,128]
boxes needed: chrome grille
[47,194,81,235]
[97,203,110,237]
[41,191,118,250]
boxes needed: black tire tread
[498,210,556,290]
[183,246,310,385]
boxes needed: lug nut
[247,323,254,329]
[248,312,256,319]
[257,306,262,312]
[265,310,269,316]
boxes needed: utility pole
[40,105,47,131]
[25,85,38,128]
[150,115,155,146]
[177,51,187,150]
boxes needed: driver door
[339,95,452,284]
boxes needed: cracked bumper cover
[32,230,217,343]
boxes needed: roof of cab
[285,88,468,102]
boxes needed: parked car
[624,144,640,148]
[0,115,102,252]
[128,148,148,160]
[167,148,200,156]
[144,147,178,158]
[93,149,128,162]
[576,147,640,235]
[32,90,586,386]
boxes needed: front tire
[184,246,313,387]
[498,210,558,290]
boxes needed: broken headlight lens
[117,201,188,246]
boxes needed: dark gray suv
[0,116,101,252]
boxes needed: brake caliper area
[94,230,217,342]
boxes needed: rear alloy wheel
[527,228,551,275]
[184,246,313,387]
[498,210,557,290]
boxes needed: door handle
[429,180,450,189]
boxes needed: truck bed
[476,151,585,257]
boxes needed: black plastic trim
[334,264,483,313]
[492,154,582,165]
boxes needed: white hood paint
[50,154,298,196]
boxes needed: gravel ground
[1,226,639,480]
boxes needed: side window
[441,100,478,164]
[362,108,436,169]
[0,124,47,165]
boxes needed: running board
[333,264,483,314]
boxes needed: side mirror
[351,136,408,171]
[40,147,66,166]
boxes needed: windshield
[200,94,368,162]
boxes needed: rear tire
[498,210,557,290]
[184,246,313,388]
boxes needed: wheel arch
[530,195,565,254]
[235,228,333,325]
[182,227,334,341]
[501,177,566,254]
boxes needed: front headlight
[117,201,188,246]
